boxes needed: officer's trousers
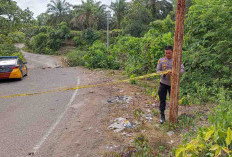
[158,82,171,112]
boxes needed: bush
[0,44,19,56]
[0,34,13,44]
[73,32,85,47]
[0,43,24,61]
[27,22,71,54]
[176,89,232,157]
[66,49,86,66]
[82,28,100,45]
[72,28,100,47]
[111,29,122,37]
[30,33,50,54]
[84,41,119,69]
[179,0,232,104]
[8,31,26,43]
[110,27,173,75]
[56,22,71,40]
[70,30,82,37]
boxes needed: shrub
[0,44,19,56]
[82,28,100,45]
[179,0,232,104]
[72,29,99,47]
[73,32,85,47]
[8,31,26,43]
[176,89,232,157]
[111,29,122,37]
[84,41,119,69]
[0,34,13,44]
[110,29,173,75]
[66,49,86,66]
[56,22,71,40]
[27,23,71,54]
[0,44,24,61]
[30,33,50,54]
[70,30,82,37]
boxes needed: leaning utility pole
[169,0,186,124]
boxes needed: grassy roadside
[92,70,214,157]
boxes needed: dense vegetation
[0,0,34,58]
[1,0,231,156]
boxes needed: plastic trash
[108,117,132,132]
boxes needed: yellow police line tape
[0,71,169,99]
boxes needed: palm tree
[145,0,173,19]
[71,0,106,30]
[110,0,127,29]
[47,0,71,24]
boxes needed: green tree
[110,0,128,29]
[71,0,106,30]
[181,0,232,101]
[122,0,153,37]
[0,0,35,34]
[0,0,10,15]
[37,13,51,26]
[145,0,173,19]
[47,0,71,25]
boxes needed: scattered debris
[107,96,132,104]
[96,130,102,134]
[119,90,124,93]
[121,132,132,137]
[105,145,123,152]
[28,152,34,156]
[141,113,154,122]
[108,117,132,132]
[167,131,174,137]
[154,124,159,128]
[151,103,156,107]
[75,140,81,146]
[168,140,174,144]
[84,127,93,131]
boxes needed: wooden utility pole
[169,0,186,124]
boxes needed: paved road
[0,46,81,157]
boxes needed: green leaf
[215,147,222,157]
[204,128,215,141]
[226,127,232,146]
[210,144,220,151]
[175,147,185,157]
[222,147,231,154]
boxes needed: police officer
[156,46,185,124]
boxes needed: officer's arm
[156,59,163,73]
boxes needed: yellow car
[0,56,28,80]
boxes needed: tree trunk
[169,0,186,124]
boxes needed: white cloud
[15,0,115,18]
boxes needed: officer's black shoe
[160,112,165,124]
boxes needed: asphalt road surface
[0,45,82,157]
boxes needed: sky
[15,0,115,18]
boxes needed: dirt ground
[35,67,211,157]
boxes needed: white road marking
[31,77,80,155]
